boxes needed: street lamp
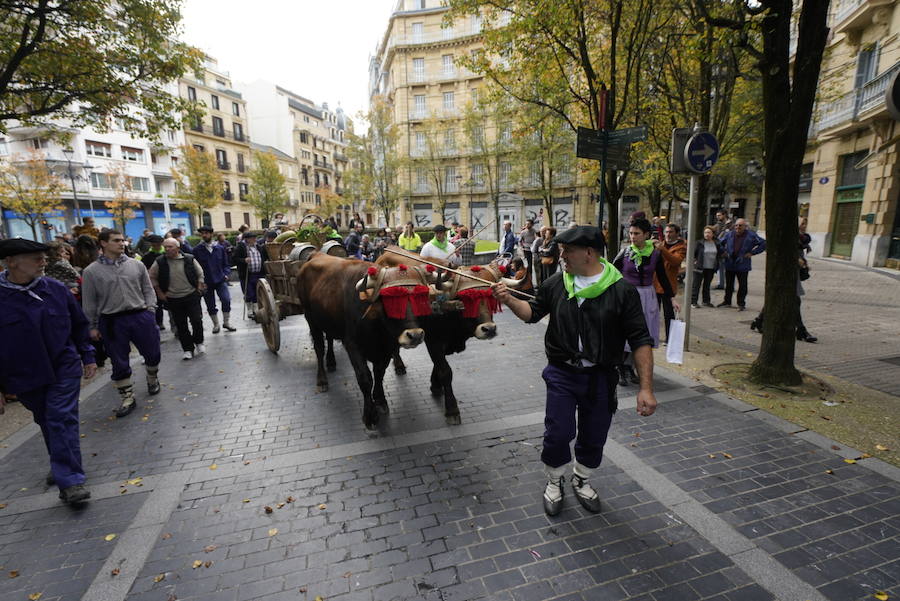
[62,147,95,223]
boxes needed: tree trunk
[747,0,829,386]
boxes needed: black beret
[197,225,214,233]
[243,231,258,239]
[554,225,606,250]
[432,224,448,233]
[0,238,50,259]
[147,234,163,244]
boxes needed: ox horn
[356,266,379,292]
[500,275,526,288]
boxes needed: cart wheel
[256,278,281,353]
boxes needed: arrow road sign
[684,132,720,174]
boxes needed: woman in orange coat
[654,223,687,344]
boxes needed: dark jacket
[527,273,654,368]
[693,239,723,271]
[500,229,517,255]
[722,229,766,272]
[154,253,200,292]
[233,241,265,279]
[141,249,164,270]
[193,242,231,285]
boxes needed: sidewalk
[0,296,897,601]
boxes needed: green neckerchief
[431,237,449,251]
[628,240,655,266]
[562,258,623,300]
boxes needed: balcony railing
[812,61,900,133]
[314,159,332,169]
[222,191,234,200]
[388,26,481,49]
[217,161,230,171]
[188,124,250,143]
[239,193,248,201]
[408,109,427,121]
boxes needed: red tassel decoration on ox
[379,285,433,319]
[425,264,436,273]
[470,265,482,272]
[456,288,502,319]
[367,266,378,276]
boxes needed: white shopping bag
[666,319,686,365]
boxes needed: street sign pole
[683,172,698,352]
[598,89,608,253]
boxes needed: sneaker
[571,474,601,513]
[543,476,565,516]
[195,344,206,355]
[716,301,732,308]
[147,379,160,395]
[223,324,237,332]
[115,400,136,418]
[59,484,91,505]
[182,351,193,361]
[702,302,714,307]
[212,324,221,334]
[691,303,700,309]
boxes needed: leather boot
[113,378,136,418]
[146,365,160,395]
[211,313,221,334]
[222,312,237,332]
[571,462,601,513]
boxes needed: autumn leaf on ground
[317,504,327,510]
[126,477,143,486]
[209,464,217,470]
[315,597,324,601]
[204,545,217,553]
[242,499,251,503]
[844,459,857,464]
[826,469,834,474]
[192,560,202,569]
[204,561,212,568]
[299,587,307,593]
[874,592,889,601]
[153,573,166,583]
[28,594,42,601]
[708,454,716,459]
[8,570,19,578]
[264,506,273,514]
[161,533,172,539]
[876,444,890,451]
[286,496,295,503]
[104,534,117,542]
[722,453,733,459]
[111,568,120,576]
[343,571,352,578]
[276,502,285,509]
[0,503,6,509]
[861,453,872,459]
[268,528,278,536]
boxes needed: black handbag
[798,258,810,281]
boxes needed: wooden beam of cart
[383,247,536,300]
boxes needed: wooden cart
[255,233,347,353]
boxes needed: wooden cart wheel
[256,278,281,353]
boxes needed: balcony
[388,26,481,50]
[314,159,332,170]
[812,61,900,134]
[408,109,427,121]
[239,193,248,201]
[237,163,245,173]
[217,161,231,171]
[334,152,348,162]
[222,191,234,201]
[833,0,894,34]
[188,124,250,144]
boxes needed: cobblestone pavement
[684,254,900,396]
[0,291,897,601]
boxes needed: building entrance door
[830,198,862,258]
[888,198,900,268]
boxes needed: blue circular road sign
[684,132,720,174]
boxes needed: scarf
[430,237,449,252]
[98,253,129,266]
[562,258,622,301]
[628,240,655,266]
[0,271,44,301]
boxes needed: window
[499,161,511,187]
[191,116,203,131]
[301,167,309,185]
[232,102,240,116]
[444,166,458,192]
[442,54,455,78]
[216,149,228,169]
[304,115,310,123]
[500,122,512,144]
[854,44,879,89]
[529,161,541,187]
[239,183,249,199]
[237,153,245,173]
[416,167,428,192]
[300,132,308,144]
[192,144,204,152]
[85,141,112,157]
[412,58,425,82]
[301,150,311,159]
[121,146,144,163]
[223,181,232,200]
[315,173,321,187]
[187,86,196,101]
[415,131,426,153]
[415,0,425,8]
[411,22,424,43]
[130,177,150,192]
[224,212,232,229]
[443,91,455,111]
[470,163,484,187]
[244,212,251,225]
[0,138,7,156]
[839,151,867,187]
[471,125,484,148]
[211,95,220,110]
[30,138,48,150]
[212,116,224,136]
[414,94,426,117]
[470,88,480,105]
[233,122,244,141]
[324,174,329,186]
[91,173,112,189]
[471,13,483,33]
[443,129,456,152]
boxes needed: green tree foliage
[171,145,222,224]
[408,113,457,225]
[0,0,203,140]
[0,149,64,239]
[246,152,289,226]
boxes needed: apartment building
[239,81,351,224]
[369,0,585,233]
[180,57,257,231]
[804,0,900,267]
[0,109,188,241]
[250,142,302,223]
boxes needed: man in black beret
[232,230,264,318]
[0,238,97,505]
[492,225,658,516]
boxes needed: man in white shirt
[420,225,461,266]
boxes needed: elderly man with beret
[194,225,236,333]
[492,225,658,516]
[0,238,97,505]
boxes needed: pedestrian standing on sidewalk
[233,231,264,318]
[140,235,167,329]
[537,227,559,285]
[717,219,766,311]
[519,219,538,282]
[654,224,687,343]
[613,218,680,386]
[149,239,207,360]
[691,226,723,308]
[499,221,517,257]
[81,230,161,418]
[491,225,657,516]
[0,239,97,505]
[194,226,236,333]
[712,211,732,289]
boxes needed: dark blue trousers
[241,271,262,303]
[203,280,231,315]
[99,310,161,381]
[18,377,85,491]
[541,363,614,469]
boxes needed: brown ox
[376,247,523,424]
[297,253,430,429]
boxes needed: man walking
[81,230,161,417]
[500,220,517,256]
[233,231,264,318]
[718,219,766,311]
[194,226,236,333]
[150,239,207,360]
[654,223,687,342]
[491,225,657,516]
[0,239,97,505]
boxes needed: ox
[377,248,523,424]
[297,253,431,429]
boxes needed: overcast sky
[180,0,396,120]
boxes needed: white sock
[543,464,568,502]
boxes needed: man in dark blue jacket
[500,220,517,256]
[718,219,766,311]
[0,238,97,505]
[194,226,235,333]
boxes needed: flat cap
[147,234,164,244]
[242,230,259,239]
[554,225,606,250]
[197,225,214,233]
[0,238,49,259]
[432,224,448,233]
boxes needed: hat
[0,238,50,259]
[147,234,164,244]
[553,225,606,250]
[265,230,278,239]
[432,224,448,233]
[243,230,258,239]
[197,225,214,233]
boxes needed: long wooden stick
[452,218,496,253]
[384,247,536,300]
